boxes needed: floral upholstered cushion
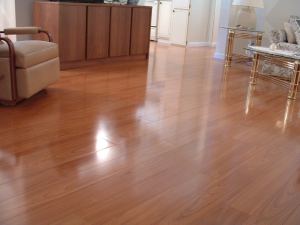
[277,42,300,53]
[261,62,293,79]
[261,15,300,79]
[295,30,300,45]
[284,22,296,44]
[269,29,287,43]
[288,15,300,32]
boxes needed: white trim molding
[211,42,217,47]
[157,39,171,45]
[214,52,225,60]
[187,42,211,47]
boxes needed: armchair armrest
[3,27,41,35]
[0,27,53,42]
[269,29,287,44]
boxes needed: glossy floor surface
[1,44,300,225]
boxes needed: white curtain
[0,0,16,40]
[0,0,16,29]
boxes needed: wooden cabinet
[131,7,152,56]
[87,6,110,60]
[59,5,87,62]
[34,3,60,42]
[110,7,132,57]
[34,2,151,69]
[35,3,86,62]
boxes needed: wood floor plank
[0,44,300,225]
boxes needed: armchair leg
[0,36,18,103]
[0,99,19,106]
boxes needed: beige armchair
[0,27,60,105]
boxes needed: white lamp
[231,0,264,29]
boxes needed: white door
[172,0,190,9]
[152,1,158,26]
[158,1,172,39]
[143,0,158,26]
[143,0,159,40]
[171,9,189,45]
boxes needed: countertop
[36,0,152,8]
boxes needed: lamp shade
[232,0,264,8]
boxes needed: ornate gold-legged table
[221,27,264,67]
[248,46,300,100]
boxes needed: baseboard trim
[187,42,210,47]
[157,39,171,45]
[157,41,217,48]
[214,52,225,60]
[61,54,148,70]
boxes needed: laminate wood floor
[0,44,300,225]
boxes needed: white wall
[187,0,213,46]
[15,0,35,40]
[214,0,300,59]
[209,0,221,46]
[187,0,221,47]
[15,0,34,27]
[214,0,231,59]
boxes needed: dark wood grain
[58,5,87,62]
[110,7,132,57]
[130,7,152,56]
[87,6,110,60]
[34,2,59,42]
[35,3,87,62]
[35,2,151,67]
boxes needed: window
[0,0,16,30]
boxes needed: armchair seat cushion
[0,40,58,68]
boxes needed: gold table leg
[281,99,295,132]
[245,84,256,115]
[288,61,300,100]
[224,30,235,67]
[256,33,263,46]
[250,53,260,85]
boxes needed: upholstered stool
[0,27,60,105]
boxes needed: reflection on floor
[0,43,300,225]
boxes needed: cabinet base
[60,54,148,70]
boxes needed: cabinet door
[110,7,132,57]
[34,3,59,42]
[87,6,110,60]
[172,0,191,9]
[158,1,172,38]
[59,5,87,62]
[130,7,152,56]
[170,9,189,45]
